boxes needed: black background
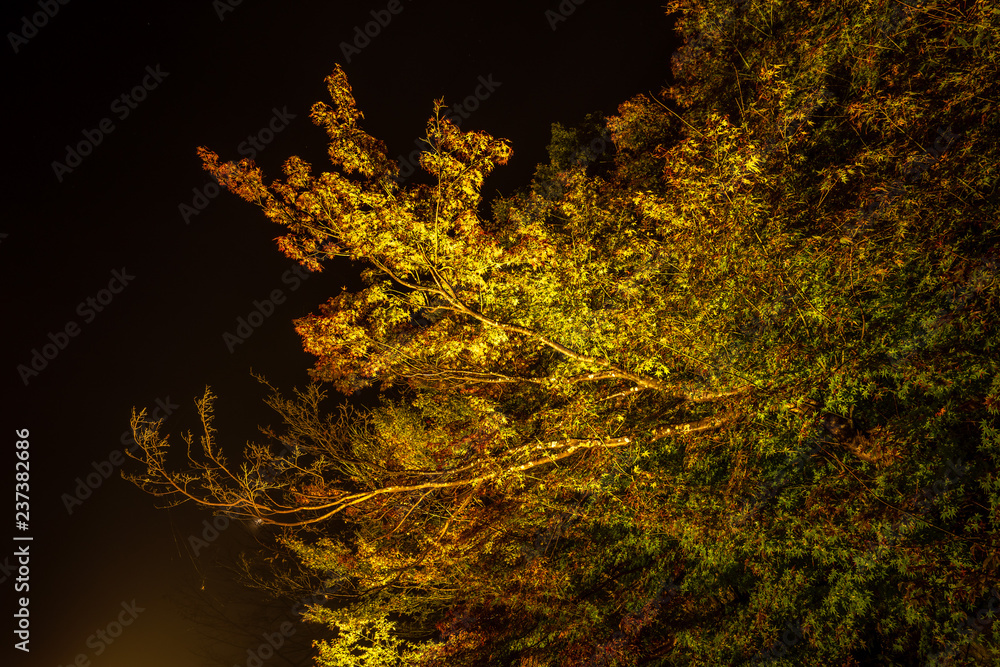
[2,1,679,664]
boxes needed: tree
[128,0,1000,663]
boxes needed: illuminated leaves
[163,4,1000,658]
[309,65,396,180]
[306,607,418,667]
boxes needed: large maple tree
[128,0,1000,664]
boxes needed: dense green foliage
[128,0,999,664]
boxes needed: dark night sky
[2,1,679,664]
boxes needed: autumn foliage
[126,1,1000,664]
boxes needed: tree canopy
[127,0,1000,664]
